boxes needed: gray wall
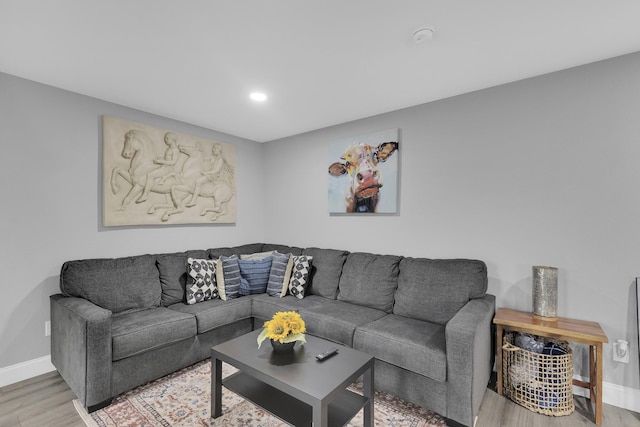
[0,72,265,368]
[263,51,640,390]
[2,51,639,393]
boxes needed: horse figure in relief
[153,142,235,222]
[110,130,181,211]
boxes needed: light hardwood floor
[0,371,84,427]
[1,370,639,427]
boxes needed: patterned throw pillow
[266,251,294,297]
[238,256,273,296]
[186,258,218,305]
[289,255,313,299]
[216,255,241,300]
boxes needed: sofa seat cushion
[353,314,446,382]
[300,300,387,346]
[251,294,327,322]
[111,307,196,361]
[337,252,401,312]
[168,296,254,334]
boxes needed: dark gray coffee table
[211,329,374,427]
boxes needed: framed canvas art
[328,128,399,214]
[637,278,640,367]
[103,115,237,226]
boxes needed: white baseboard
[573,375,640,413]
[0,355,56,388]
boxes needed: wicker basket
[502,332,574,416]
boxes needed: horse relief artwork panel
[328,128,399,214]
[103,116,237,226]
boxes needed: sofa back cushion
[394,258,487,325]
[337,253,401,312]
[155,249,209,306]
[262,244,304,256]
[60,254,161,313]
[302,248,348,299]
[156,253,188,306]
[207,247,236,259]
[232,243,266,255]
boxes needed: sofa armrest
[50,294,113,408]
[444,294,496,426]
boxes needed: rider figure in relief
[186,143,224,207]
[137,132,180,203]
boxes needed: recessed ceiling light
[250,92,268,102]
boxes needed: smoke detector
[412,27,435,44]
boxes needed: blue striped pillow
[216,255,241,300]
[238,256,273,295]
[266,252,293,297]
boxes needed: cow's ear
[376,141,398,162]
[328,162,348,176]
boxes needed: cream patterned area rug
[74,360,449,427]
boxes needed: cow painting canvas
[328,128,399,214]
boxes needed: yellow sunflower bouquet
[257,311,307,348]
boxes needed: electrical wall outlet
[613,339,629,363]
[45,320,51,337]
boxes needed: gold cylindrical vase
[532,266,558,320]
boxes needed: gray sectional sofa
[50,243,495,427]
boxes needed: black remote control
[316,348,339,361]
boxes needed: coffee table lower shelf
[224,371,370,427]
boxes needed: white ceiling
[2,1,640,142]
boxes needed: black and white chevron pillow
[186,258,218,304]
[289,255,313,299]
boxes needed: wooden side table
[494,308,609,425]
